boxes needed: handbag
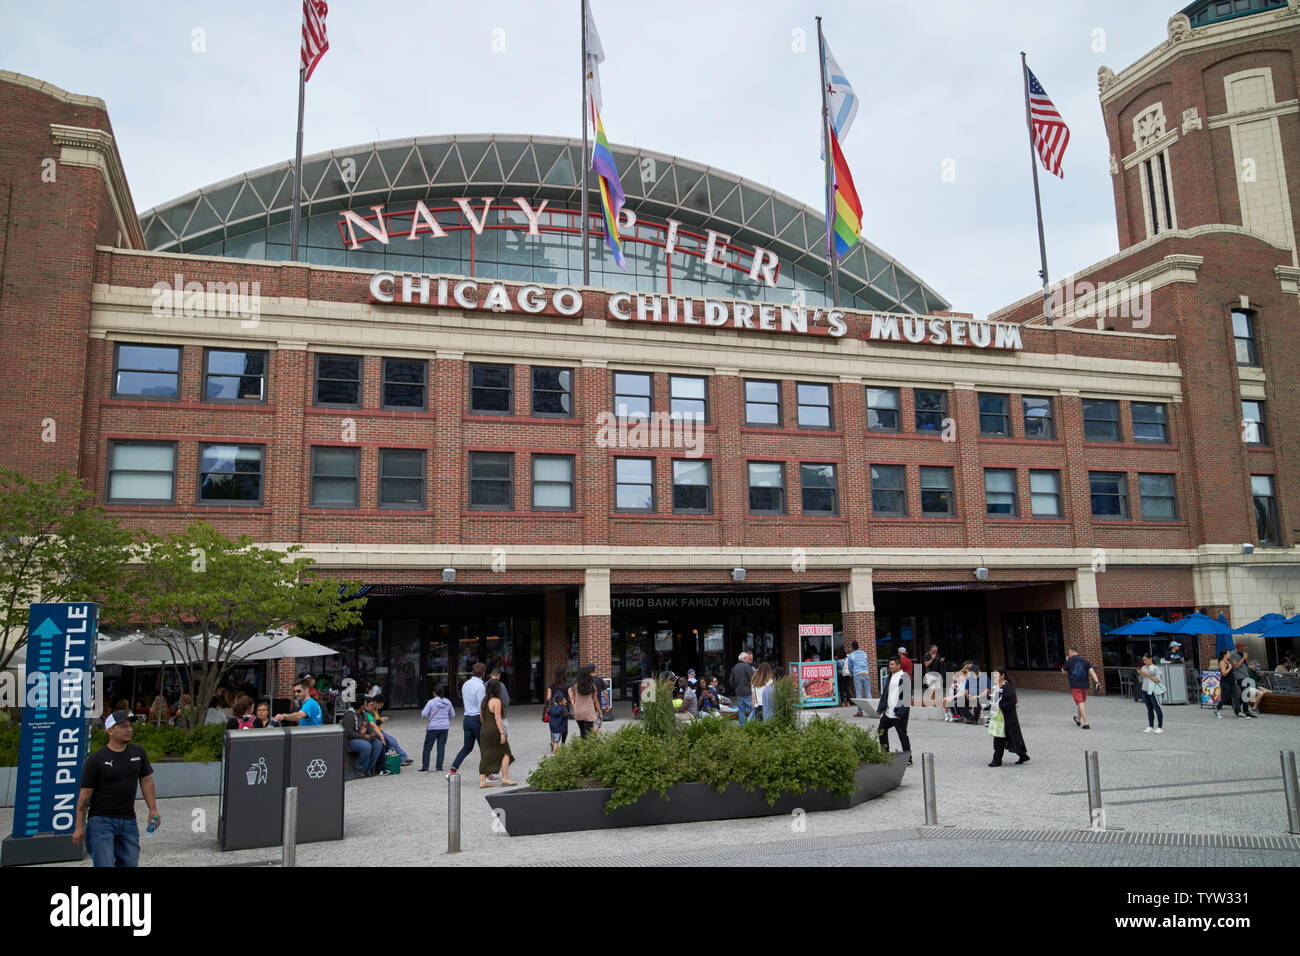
[542,709,551,723]
[987,707,1006,738]
[841,658,851,677]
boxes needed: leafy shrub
[0,724,18,766]
[1,721,225,766]
[526,711,891,811]
[640,678,677,739]
[769,675,799,732]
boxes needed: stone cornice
[1121,128,1179,170]
[50,124,144,249]
[0,69,105,108]
[1276,265,1300,295]
[1208,98,1300,128]
[1099,6,1300,105]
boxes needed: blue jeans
[421,729,449,770]
[853,675,871,710]
[86,816,139,867]
[450,715,482,771]
[349,737,385,773]
[736,696,753,726]
[1142,691,1164,728]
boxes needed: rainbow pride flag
[827,127,862,258]
[590,100,626,270]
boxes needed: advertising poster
[1200,671,1221,707]
[793,661,839,708]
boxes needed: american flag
[301,0,329,81]
[1027,66,1069,178]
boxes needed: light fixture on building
[732,567,746,582]
[1241,543,1254,555]
[442,568,456,583]
[973,567,989,581]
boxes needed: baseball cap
[1169,641,1181,648]
[687,668,696,675]
[104,710,132,730]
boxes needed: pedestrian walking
[846,641,872,717]
[479,679,517,788]
[750,662,774,722]
[1226,644,1258,719]
[987,669,1029,766]
[547,691,570,753]
[72,710,159,867]
[448,662,487,775]
[571,668,602,738]
[729,651,756,726]
[876,657,913,766]
[1138,654,1165,733]
[418,684,454,772]
[1061,649,1101,729]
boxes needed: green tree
[0,470,138,672]
[118,523,366,730]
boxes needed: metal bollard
[1282,751,1300,836]
[282,786,298,868]
[447,770,461,853]
[1085,750,1103,829]
[921,752,938,826]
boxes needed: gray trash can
[218,728,287,850]
[284,725,346,845]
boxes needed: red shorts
[1071,688,1087,704]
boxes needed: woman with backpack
[226,694,262,730]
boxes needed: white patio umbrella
[230,630,339,662]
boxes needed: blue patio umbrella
[1106,615,1169,658]
[1233,613,1287,634]
[1160,612,1236,656]
[1258,615,1300,639]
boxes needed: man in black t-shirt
[72,710,159,867]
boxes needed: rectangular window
[669,375,707,422]
[532,455,575,510]
[1089,471,1128,519]
[800,463,839,516]
[614,372,652,421]
[204,348,267,403]
[866,387,900,432]
[113,344,180,400]
[672,459,712,513]
[1082,399,1121,442]
[1252,475,1280,546]
[531,367,573,417]
[1022,396,1055,439]
[106,442,176,504]
[984,469,1018,517]
[870,464,906,517]
[382,358,428,411]
[1241,400,1268,445]
[1138,473,1177,521]
[310,447,359,508]
[469,452,514,510]
[797,383,833,429]
[198,444,263,505]
[920,466,955,516]
[1232,310,1258,366]
[615,457,654,512]
[314,354,362,408]
[914,389,948,433]
[379,449,426,509]
[470,363,513,414]
[1131,402,1169,443]
[1003,610,1065,671]
[978,393,1009,437]
[747,462,786,514]
[744,380,782,426]
[1029,470,1061,517]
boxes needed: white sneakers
[1143,727,1165,734]
[1154,727,1163,734]
[1143,727,1152,733]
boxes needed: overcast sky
[2,1,1180,317]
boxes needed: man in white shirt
[876,657,913,766]
[448,662,487,775]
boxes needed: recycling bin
[284,725,346,844]
[218,727,287,850]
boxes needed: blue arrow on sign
[31,617,62,640]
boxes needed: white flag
[822,38,858,142]
[585,6,605,112]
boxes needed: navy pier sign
[11,603,99,838]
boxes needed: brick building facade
[2,1,1298,709]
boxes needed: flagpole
[290,65,307,262]
[1021,52,1052,326]
[581,0,591,286]
[816,17,840,308]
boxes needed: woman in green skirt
[479,678,518,788]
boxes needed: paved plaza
[5,689,1299,866]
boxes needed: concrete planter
[0,761,222,807]
[483,753,908,836]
